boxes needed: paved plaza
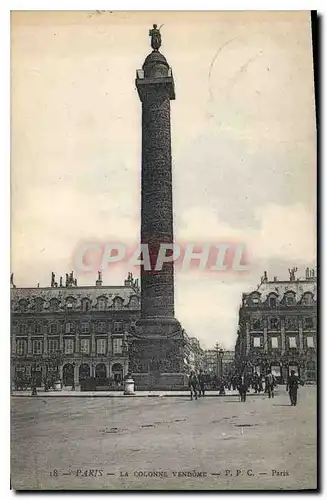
[11,386,317,491]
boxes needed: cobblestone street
[11,386,317,491]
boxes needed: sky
[11,11,316,349]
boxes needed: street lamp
[31,360,37,396]
[71,362,76,391]
[219,349,224,379]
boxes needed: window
[253,337,261,348]
[113,338,123,354]
[288,337,297,349]
[35,299,44,312]
[16,339,27,355]
[304,317,314,329]
[65,322,73,334]
[271,337,278,349]
[97,298,106,311]
[113,322,123,333]
[49,298,59,312]
[80,339,90,354]
[284,317,298,330]
[81,322,89,334]
[252,317,262,330]
[97,321,106,333]
[64,338,74,354]
[269,317,279,330]
[97,338,106,355]
[48,339,59,353]
[33,339,43,354]
[303,293,313,306]
[285,294,295,306]
[50,323,58,334]
[66,298,75,310]
[18,300,28,312]
[129,297,139,309]
[35,322,42,334]
[269,296,277,307]
[306,336,314,348]
[113,297,123,310]
[252,297,259,304]
[81,299,90,312]
[271,365,281,377]
[18,323,26,334]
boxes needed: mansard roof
[11,285,140,311]
[247,279,317,304]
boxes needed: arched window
[268,294,278,308]
[49,298,60,312]
[97,297,107,311]
[35,298,44,312]
[302,292,314,306]
[284,291,296,306]
[66,297,75,310]
[129,296,139,309]
[113,297,123,310]
[81,298,91,312]
[18,299,28,312]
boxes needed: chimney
[263,271,268,282]
[273,276,277,282]
[305,267,309,279]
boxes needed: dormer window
[81,298,91,312]
[113,297,123,310]
[129,296,139,309]
[270,297,276,307]
[97,297,106,311]
[302,293,314,306]
[285,292,296,306]
[18,299,28,312]
[49,298,59,312]
[35,298,44,312]
[66,297,75,310]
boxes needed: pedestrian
[265,370,276,398]
[31,376,37,396]
[198,369,205,397]
[219,377,226,395]
[286,370,301,406]
[237,373,247,402]
[188,371,199,400]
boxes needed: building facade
[235,267,317,382]
[11,271,203,390]
[11,272,141,389]
[182,336,204,373]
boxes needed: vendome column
[129,26,186,390]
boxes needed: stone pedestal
[124,378,136,395]
[129,318,188,390]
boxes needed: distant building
[181,333,204,373]
[235,267,317,382]
[202,349,235,378]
